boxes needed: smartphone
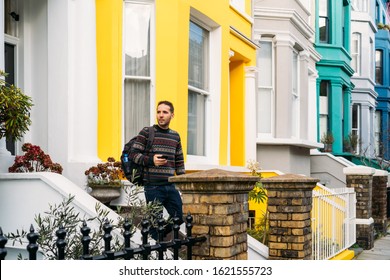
[158,155,168,159]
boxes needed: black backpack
[121,126,155,185]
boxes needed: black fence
[0,214,206,260]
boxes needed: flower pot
[88,184,122,204]
[324,144,333,153]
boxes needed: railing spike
[0,227,8,260]
[27,224,39,260]
[56,225,67,260]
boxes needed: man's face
[156,104,174,129]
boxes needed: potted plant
[348,133,359,154]
[84,157,124,204]
[321,131,334,152]
[0,70,33,142]
[0,70,33,172]
[8,143,63,174]
[377,22,385,30]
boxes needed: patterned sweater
[129,125,185,186]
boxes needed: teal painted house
[315,0,354,154]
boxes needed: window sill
[257,138,323,149]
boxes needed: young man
[129,100,185,240]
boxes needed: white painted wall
[351,6,377,157]
[0,172,146,259]
[2,0,101,187]
[253,0,322,176]
[310,150,356,189]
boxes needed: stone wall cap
[169,168,260,183]
[374,169,389,176]
[260,173,319,183]
[343,166,376,175]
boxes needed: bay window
[319,0,329,43]
[256,40,274,137]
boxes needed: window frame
[187,19,210,159]
[319,0,330,44]
[375,49,383,85]
[319,80,330,139]
[351,33,361,76]
[351,103,361,153]
[186,13,221,165]
[291,49,300,139]
[256,38,275,139]
[374,110,382,157]
[122,0,156,141]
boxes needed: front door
[5,42,16,155]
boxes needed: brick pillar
[372,169,388,234]
[344,166,375,250]
[261,174,319,260]
[169,169,258,260]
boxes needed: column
[170,169,259,260]
[245,66,258,164]
[344,166,375,249]
[262,174,319,260]
[343,87,352,144]
[47,0,99,186]
[372,169,388,234]
[329,80,343,154]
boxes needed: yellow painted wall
[96,0,256,165]
[154,0,189,149]
[96,0,123,160]
[229,61,245,166]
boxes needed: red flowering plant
[84,157,124,187]
[8,143,63,174]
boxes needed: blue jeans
[144,184,183,240]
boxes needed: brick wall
[261,174,318,260]
[344,166,375,250]
[170,169,259,260]
[372,170,388,234]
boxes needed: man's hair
[157,100,174,113]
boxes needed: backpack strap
[144,126,155,185]
[145,126,155,153]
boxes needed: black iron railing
[0,214,206,260]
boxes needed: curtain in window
[351,33,361,75]
[187,90,205,155]
[257,41,273,135]
[124,2,151,140]
[124,80,150,140]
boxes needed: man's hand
[154,154,167,166]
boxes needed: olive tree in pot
[0,70,33,172]
[320,131,334,153]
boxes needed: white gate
[311,185,356,260]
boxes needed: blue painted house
[374,0,390,160]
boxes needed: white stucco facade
[350,1,378,157]
[253,0,322,176]
[1,0,100,187]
